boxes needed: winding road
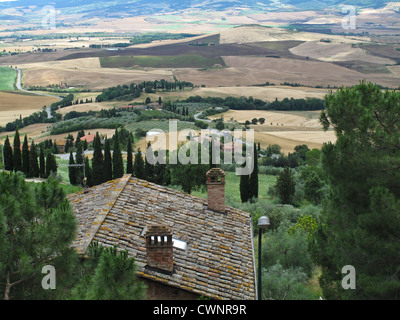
[15,68,62,119]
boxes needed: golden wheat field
[0,91,60,126]
[18,58,175,90]
[176,56,400,89]
[210,109,336,153]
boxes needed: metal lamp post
[257,216,270,300]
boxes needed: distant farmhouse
[67,169,257,300]
[54,139,67,154]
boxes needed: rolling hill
[0,0,394,22]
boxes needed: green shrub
[262,263,319,300]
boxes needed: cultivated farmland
[0,91,59,126]
[0,66,16,90]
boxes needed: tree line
[2,128,58,179]
[95,80,194,103]
[68,128,133,188]
[183,95,325,111]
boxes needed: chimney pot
[145,225,173,272]
[206,168,226,212]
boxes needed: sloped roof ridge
[129,176,250,217]
[68,174,132,255]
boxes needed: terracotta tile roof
[79,134,96,143]
[67,174,256,300]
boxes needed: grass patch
[0,67,17,90]
[100,54,225,68]
[191,171,277,203]
[25,179,82,195]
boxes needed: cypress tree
[39,147,45,178]
[29,141,39,178]
[52,141,58,154]
[84,156,92,187]
[91,132,104,186]
[133,148,145,179]
[103,138,112,182]
[240,171,250,203]
[22,135,30,175]
[13,128,22,172]
[126,136,133,175]
[45,151,58,178]
[248,143,259,200]
[69,151,77,185]
[39,146,46,179]
[112,129,124,179]
[3,136,13,171]
[75,142,84,185]
[144,142,154,182]
[275,167,295,205]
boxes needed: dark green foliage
[148,150,170,185]
[103,139,113,182]
[133,148,145,179]
[112,129,124,179]
[45,151,57,178]
[305,148,322,166]
[215,119,224,131]
[3,136,13,171]
[0,172,77,299]
[261,264,317,300]
[28,141,39,178]
[86,246,146,300]
[240,172,249,203]
[249,143,259,200]
[144,143,154,181]
[275,167,296,205]
[126,136,133,175]
[169,143,208,194]
[39,147,45,178]
[21,135,30,175]
[13,128,21,172]
[75,142,84,186]
[259,219,318,300]
[184,95,324,111]
[69,152,77,185]
[91,133,104,186]
[312,82,400,299]
[71,242,146,300]
[304,171,324,205]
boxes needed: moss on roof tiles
[68,174,256,300]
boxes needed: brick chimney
[206,168,226,212]
[145,225,174,273]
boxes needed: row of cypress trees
[69,129,171,188]
[69,129,128,187]
[3,128,58,178]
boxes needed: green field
[0,66,17,90]
[192,171,277,203]
[100,54,225,68]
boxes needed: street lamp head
[258,216,270,229]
